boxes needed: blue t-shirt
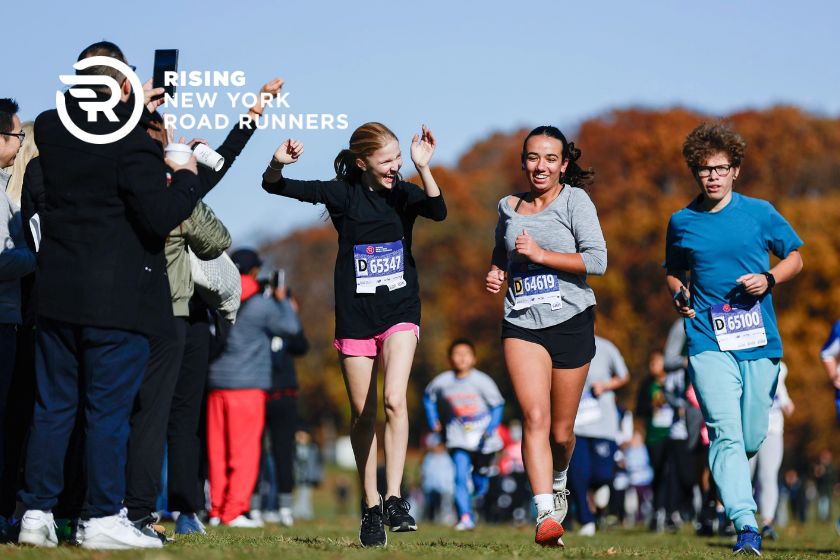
[664,193,803,360]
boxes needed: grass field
[1,518,837,559]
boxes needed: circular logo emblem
[366,246,374,254]
[722,304,731,312]
[56,56,145,145]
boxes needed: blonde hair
[3,121,37,207]
[333,122,398,182]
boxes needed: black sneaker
[359,498,386,548]
[383,496,417,532]
[131,514,169,545]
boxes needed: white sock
[533,493,554,513]
[552,468,568,492]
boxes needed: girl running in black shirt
[262,123,445,547]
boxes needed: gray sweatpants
[748,431,783,524]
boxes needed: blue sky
[9,1,839,245]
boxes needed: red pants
[207,389,266,523]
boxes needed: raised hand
[143,78,166,113]
[250,77,285,116]
[272,139,304,165]
[514,229,545,264]
[486,267,506,294]
[410,124,436,169]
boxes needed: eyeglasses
[0,131,25,143]
[694,164,733,178]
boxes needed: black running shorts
[501,306,596,369]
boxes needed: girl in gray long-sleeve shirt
[485,125,606,547]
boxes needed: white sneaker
[454,514,475,531]
[226,514,264,528]
[18,510,58,547]
[578,521,596,537]
[279,507,294,528]
[81,509,163,549]
[593,485,611,509]
[208,516,221,527]
[553,489,570,524]
[261,510,281,524]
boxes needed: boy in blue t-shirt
[664,123,803,556]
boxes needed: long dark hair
[520,125,594,188]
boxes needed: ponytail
[562,141,595,188]
[333,148,361,182]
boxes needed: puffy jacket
[165,200,231,316]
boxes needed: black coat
[34,91,208,336]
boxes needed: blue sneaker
[175,513,206,535]
[733,525,762,556]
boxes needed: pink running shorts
[333,322,420,357]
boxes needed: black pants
[124,317,187,521]
[665,439,697,516]
[167,312,211,514]
[647,438,698,516]
[647,440,669,512]
[1,326,86,519]
[1,325,31,517]
[265,394,297,495]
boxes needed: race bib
[353,240,406,294]
[510,263,562,310]
[575,391,602,427]
[710,301,767,351]
[652,405,674,428]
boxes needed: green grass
[2,518,838,559]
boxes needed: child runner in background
[423,338,505,531]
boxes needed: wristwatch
[761,271,776,291]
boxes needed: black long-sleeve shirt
[262,177,446,338]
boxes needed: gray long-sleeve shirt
[492,185,607,328]
[0,185,36,324]
[208,295,302,390]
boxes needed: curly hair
[682,122,746,169]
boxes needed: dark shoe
[383,495,417,532]
[760,524,777,540]
[359,497,386,548]
[175,513,206,535]
[695,521,715,537]
[55,518,83,546]
[733,525,762,556]
[131,514,169,545]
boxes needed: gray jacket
[0,185,36,324]
[208,294,302,390]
